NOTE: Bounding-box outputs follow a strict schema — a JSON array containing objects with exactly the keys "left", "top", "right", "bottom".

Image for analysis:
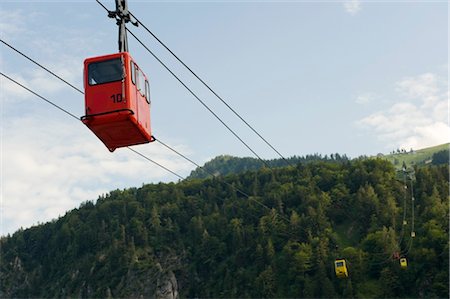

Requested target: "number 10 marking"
[{"left": 111, "top": 94, "right": 122, "bottom": 103}]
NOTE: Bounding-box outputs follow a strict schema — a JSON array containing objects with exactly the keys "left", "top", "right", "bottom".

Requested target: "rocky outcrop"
[
  {"left": 0, "top": 256, "right": 31, "bottom": 297},
  {"left": 156, "top": 270, "right": 178, "bottom": 299}
]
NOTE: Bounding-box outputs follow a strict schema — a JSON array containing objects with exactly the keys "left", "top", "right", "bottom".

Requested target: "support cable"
[
  {"left": 1, "top": 39, "right": 184, "bottom": 179},
  {"left": 0, "top": 39, "right": 84, "bottom": 95},
  {"left": 410, "top": 173, "right": 415, "bottom": 238},
  {"left": 155, "top": 137, "right": 286, "bottom": 217},
  {"left": 3, "top": 40, "right": 400, "bottom": 251},
  {"left": 1, "top": 65, "right": 279, "bottom": 222},
  {"left": 3, "top": 18, "right": 332, "bottom": 254},
  {"left": 3, "top": 30, "right": 273, "bottom": 192},
  {"left": 127, "top": 147, "right": 184, "bottom": 180},
  {"left": 406, "top": 172, "right": 415, "bottom": 254},
  {"left": 127, "top": 10, "right": 291, "bottom": 166},
  {"left": 397, "top": 168, "right": 408, "bottom": 249},
  {"left": 0, "top": 72, "right": 184, "bottom": 181},
  {"left": 94, "top": 0, "right": 294, "bottom": 226},
  {"left": 1, "top": 40, "right": 281, "bottom": 220},
  {"left": 95, "top": 0, "right": 270, "bottom": 168},
  {"left": 125, "top": 28, "right": 270, "bottom": 168},
  {"left": 1, "top": 72, "right": 80, "bottom": 120},
  {"left": 97, "top": 0, "right": 287, "bottom": 166}
]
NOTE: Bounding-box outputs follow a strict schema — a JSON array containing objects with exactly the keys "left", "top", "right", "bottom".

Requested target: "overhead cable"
[
  {"left": 129, "top": 10, "right": 291, "bottom": 166},
  {"left": 0, "top": 39, "right": 84, "bottom": 95},
  {"left": 0, "top": 72, "right": 184, "bottom": 181},
  {"left": 0, "top": 39, "right": 273, "bottom": 211},
  {"left": 94, "top": 0, "right": 271, "bottom": 168},
  {"left": 127, "top": 147, "right": 185, "bottom": 180},
  {"left": 2, "top": 69, "right": 284, "bottom": 223},
  {"left": 1, "top": 72, "right": 80, "bottom": 120},
  {"left": 2, "top": 28, "right": 288, "bottom": 224},
  {"left": 125, "top": 28, "right": 270, "bottom": 168}
]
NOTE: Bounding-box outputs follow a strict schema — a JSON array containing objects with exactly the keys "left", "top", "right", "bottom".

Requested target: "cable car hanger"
[{"left": 107, "top": 0, "right": 138, "bottom": 53}]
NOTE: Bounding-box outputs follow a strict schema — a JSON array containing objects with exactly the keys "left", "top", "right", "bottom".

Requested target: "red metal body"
[{"left": 82, "top": 52, "right": 152, "bottom": 152}]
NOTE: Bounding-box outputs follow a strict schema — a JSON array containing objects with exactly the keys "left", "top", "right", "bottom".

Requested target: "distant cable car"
[
  {"left": 81, "top": 52, "right": 153, "bottom": 152},
  {"left": 400, "top": 257, "right": 408, "bottom": 268},
  {"left": 334, "top": 259, "right": 349, "bottom": 278},
  {"left": 81, "top": 0, "right": 154, "bottom": 152}
]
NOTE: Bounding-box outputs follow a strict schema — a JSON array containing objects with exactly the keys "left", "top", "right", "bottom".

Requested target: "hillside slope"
[
  {"left": 187, "top": 153, "right": 349, "bottom": 180},
  {"left": 1, "top": 160, "right": 448, "bottom": 298},
  {"left": 188, "top": 144, "right": 448, "bottom": 180},
  {"left": 379, "top": 143, "right": 449, "bottom": 170}
]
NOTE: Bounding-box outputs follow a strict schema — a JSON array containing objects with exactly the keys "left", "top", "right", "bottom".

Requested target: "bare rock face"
[
  {"left": 1, "top": 256, "right": 31, "bottom": 297},
  {"left": 119, "top": 260, "right": 180, "bottom": 299},
  {"left": 156, "top": 270, "right": 178, "bottom": 299}
]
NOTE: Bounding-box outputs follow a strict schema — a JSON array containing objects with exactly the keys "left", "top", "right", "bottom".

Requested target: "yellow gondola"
[
  {"left": 400, "top": 258, "right": 408, "bottom": 268},
  {"left": 334, "top": 259, "right": 349, "bottom": 278}
]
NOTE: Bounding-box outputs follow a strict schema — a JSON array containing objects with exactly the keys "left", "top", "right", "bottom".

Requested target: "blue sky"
[{"left": 1, "top": 0, "right": 448, "bottom": 235}]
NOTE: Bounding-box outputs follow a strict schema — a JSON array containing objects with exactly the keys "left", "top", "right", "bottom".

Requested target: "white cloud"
[
  {"left": 357, "top": 72, "right": 449, "bottom": 151},
  {"left": 343, "top": 0, "right": 361, "bottom": 16},
  {"left": 396, "top": 73, "right": 438, "bottom": 98},
  {"left": 1, "top": 113, "right": 194, "bottom": 235},
  {"left": 401, "top": 122, "right": 450, "bottom": 150},
  {"left": 355, "top": 92, "right": 376, "bottom": 104},
  {"left": 395, "top": 72, "right": 443, "bottom": 108}
]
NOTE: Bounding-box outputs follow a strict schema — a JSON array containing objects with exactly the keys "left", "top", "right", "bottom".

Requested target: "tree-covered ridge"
[
  {"left": 187, "top": 143, "right": 448, "bottom": 180},
  {"left": 187, "top": 153, "right": 350, "bottom": 179},
  {"left": 1, "top": 159, "right": 448, "bottom": 298}
]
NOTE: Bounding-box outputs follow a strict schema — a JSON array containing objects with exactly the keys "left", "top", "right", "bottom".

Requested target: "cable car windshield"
[
  {"left": 88, "top": 58, "right": 123, "bottom": 85},
  {"left": 336, "top": 261, "right": 344, "bottom": 267}
]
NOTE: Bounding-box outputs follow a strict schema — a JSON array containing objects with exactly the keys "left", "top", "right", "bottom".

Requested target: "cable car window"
[
  {"left": 138, "top": 69, "right": 145, "bottom": 97},
  {"left": 336, "top": 262, "right": 344, "bottom": 267},
  {"left": 88, "top": 58, "right": 123, "bottom": 85},
  {"left": 130, "top": 61, "right": 136, "bottom": 85},
  {"left": 145, "top": 80, "right": 150, "bottom": 104},
  {"left": 136, "top": 68, "right": 141, "bottom": 92}
]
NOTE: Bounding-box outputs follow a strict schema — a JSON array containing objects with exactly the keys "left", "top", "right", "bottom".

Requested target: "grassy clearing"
[{"left": 377, "top": 143, "right": 448, "bottom": 170}]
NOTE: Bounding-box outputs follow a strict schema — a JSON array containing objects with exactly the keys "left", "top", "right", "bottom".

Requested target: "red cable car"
[
  {"left": 81, "top": 0, "right": 154, "bottom": 152},
  {"left": 81, "top": 52, "right": 153, "bottom": 152}
]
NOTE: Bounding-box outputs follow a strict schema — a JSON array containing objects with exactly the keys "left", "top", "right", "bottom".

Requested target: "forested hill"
[
  {"left": 187, "top": 153, "right": 350, "bottom": 179},
  {"left": 1, "top": 159, "right": 449, "bottom": 298},
  {"left": 187, "top": 143, "right": 448, "bottom": 180}
]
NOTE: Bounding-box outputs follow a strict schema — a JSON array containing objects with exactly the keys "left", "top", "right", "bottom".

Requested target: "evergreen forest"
[{"left": 0, "top": 157, "right": 448, "bottom": 298}]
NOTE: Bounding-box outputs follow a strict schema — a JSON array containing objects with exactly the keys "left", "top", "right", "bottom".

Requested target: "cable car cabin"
[
  {"left": 81, "top": 52, "right": 152, "bottom": 152},
  {"left": 334, "top": 259, "right": 349, "bottom": 278},
  {"left": 400, "top": 258, "right": 408, "bottom": 269}
]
